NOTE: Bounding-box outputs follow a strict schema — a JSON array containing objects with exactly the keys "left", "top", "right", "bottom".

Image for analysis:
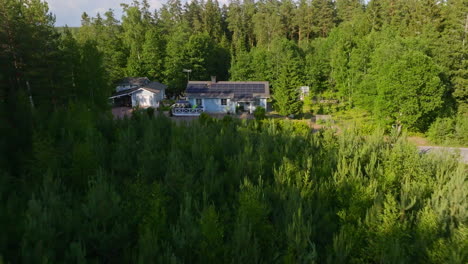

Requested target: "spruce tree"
[{"left": 274, "top": 60, "right": 303, "bottom": 116}]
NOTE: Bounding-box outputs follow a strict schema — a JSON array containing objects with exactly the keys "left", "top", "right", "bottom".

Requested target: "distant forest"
[
  {"left": 0, "top": 0, "right": 467, "bottom": 263},
  {"left": 1, "top": 0, "right": 467, "bottom": 130}
]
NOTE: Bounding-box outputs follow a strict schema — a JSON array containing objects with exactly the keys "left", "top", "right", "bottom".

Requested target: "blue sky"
[
  {"left": 45, "top": 0, "right": 165, "bottom": 27},
  {"left": 48, "top": 0, "right": 165, "bottom": 27},
  {"left": 48, "top": 0, "right": 229, "bottom": 27}
]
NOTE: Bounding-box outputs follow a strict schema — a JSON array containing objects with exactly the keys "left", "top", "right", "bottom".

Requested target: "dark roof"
[
  {"left": 117, "top": 77, "right": 150, "bottom": 86},
  {"left": 142, "top": 81, "right": 167, "bottom": 91},
  {"left": 109, "top": 87, "right": 161, "bottom": 99},
  {"left": 110, "top": 87, "right": 139, "bottom": 98},
  {"left": 185, "top": 81, "right": 270, "bottom": 100}
]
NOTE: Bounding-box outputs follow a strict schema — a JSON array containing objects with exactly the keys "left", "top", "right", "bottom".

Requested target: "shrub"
[
  {"left": 427, "top": 117, "right": 455, "bottom": 144},
  {"left": 426, "top": 115, "right": 468, "bottom": 146},
  {"left": 453, "top": 115, "right": 468, "bottom": 145},
  {"left": 199, "top": 112, "right": 213, "bottom": 125},
  {"left": 254, "top": 107, "right": 266, "bottom": 120},
  {"left": 317, "top": 119, "right": 326, "bottom": 125},
  {"left": 146, "top": 107, "right": 155, "bottom": 117}
]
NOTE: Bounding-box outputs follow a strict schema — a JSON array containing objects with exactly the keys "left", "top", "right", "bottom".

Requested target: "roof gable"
[{"left": 109, "top": 87, "right": 161, "bottom": 99}]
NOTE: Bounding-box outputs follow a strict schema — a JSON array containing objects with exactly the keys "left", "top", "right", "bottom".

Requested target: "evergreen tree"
[
  {"left": 201, "top": 0, "right": 224, "bottom": 42},
  {"left": 272, "top": 39, "right": 304, "bottom": 115},
  {"left": 311, "top": 0, "right": 336, "bottom": 38},
  {"left": 184, "top": 33, "right": 217, "bottom": 81},
  {"left": 183, "top": 0, "right": 204, "bottom": 33},
  {"left": 253, "top": 0, "right": 283, "bottom": 49},
  {"left": 101, "top": 10, "right": 127, "bottom": 84},
  {"left": 335, "top": 0, "right": 363, "bottom": 23},
  {"left": 273, "top": 65, "right": 303, "bottom": 116},
  {"left": 293, "top": 0, "right": 313, "bottom": 44},
  {"left": 164, "top": 22, "right": 190, "bottom": 95},
  {"left": 141, "top": 28, "right": 166, "bottom": 82}
]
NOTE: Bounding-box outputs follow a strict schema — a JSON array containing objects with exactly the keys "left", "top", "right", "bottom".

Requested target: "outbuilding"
[{"left": 109, "top": 77, "right": 166, "bottom": 108}]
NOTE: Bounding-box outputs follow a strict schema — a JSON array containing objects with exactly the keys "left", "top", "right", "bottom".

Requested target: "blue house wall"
[
  {"left": 188, "top": 97, "right": 267, "bottom": 113},
  {"left": 188, "top": 98, "right": 235, "bottom": 113}
]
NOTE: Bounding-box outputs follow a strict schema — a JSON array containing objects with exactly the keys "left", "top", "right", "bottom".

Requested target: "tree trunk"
[{"left": 25, "top": 81, "right": 35, "bottom": 109}]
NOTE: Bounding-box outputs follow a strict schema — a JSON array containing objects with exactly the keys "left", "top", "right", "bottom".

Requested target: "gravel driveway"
[{"left": 418, "top": 146, "right": 468, "bottom": 163}]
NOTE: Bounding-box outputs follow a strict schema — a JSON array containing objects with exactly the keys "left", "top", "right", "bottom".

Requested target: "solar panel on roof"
[{"left": 187, "top": 82, "right": 267, "bottom": 99}]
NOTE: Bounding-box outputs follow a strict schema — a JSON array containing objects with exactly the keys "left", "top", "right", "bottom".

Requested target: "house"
[
  {"left": 184, "top": 78, "right": 270, "bottom": 114},
  {"left": 109, "top": 77, "right": 166, "bottom": 108}
]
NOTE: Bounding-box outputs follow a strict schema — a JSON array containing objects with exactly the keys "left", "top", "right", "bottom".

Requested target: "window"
[
  {"left": 221, "top": 99, "right": 227, "bottom": 105},
  {"left": 196, "top": 99, "right": 202, "bottom": 106}
]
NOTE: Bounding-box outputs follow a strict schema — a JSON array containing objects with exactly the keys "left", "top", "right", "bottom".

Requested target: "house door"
[{"left": 238, "top": 102, "right": 253, "bottom": 113}]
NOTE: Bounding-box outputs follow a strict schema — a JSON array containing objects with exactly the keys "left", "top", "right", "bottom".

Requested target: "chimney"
[{"left": 211, "top": 76, "right": 217, "bottom": 83}]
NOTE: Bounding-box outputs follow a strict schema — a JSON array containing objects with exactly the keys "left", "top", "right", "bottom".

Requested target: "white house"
[
  {"left": 110, "top": 77, "right": 166, "bottom": 108},
  {"left": 183, "top": 78, "right": 270, "bottom": 114}
]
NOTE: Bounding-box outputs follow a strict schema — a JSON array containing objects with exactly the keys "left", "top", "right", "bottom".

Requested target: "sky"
[
  {"left": 48, "top": 0, "right": 164, "bottom": 27},
  {"left": 47, "top": 0, "right": 230, "bottom": 27}
]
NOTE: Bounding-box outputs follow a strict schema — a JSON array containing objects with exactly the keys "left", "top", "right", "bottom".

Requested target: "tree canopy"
[{"left": 0, "top": 1, "right": 467, "bottom": 262}]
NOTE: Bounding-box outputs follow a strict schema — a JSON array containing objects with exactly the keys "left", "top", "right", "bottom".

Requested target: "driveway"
[
  {"left": 112, "top": 107, "right": 133, "bottom": 119},
  {"left": 418, "top": 146, "right": 468, "bottom": 163}
]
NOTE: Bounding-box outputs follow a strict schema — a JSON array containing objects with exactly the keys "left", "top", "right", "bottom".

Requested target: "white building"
[{"left": 110, "top": 77, "right": 166, "bottom": 108}]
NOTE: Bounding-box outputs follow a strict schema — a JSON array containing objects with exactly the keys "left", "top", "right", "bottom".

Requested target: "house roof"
[
  {"left": 185, "top": 81, "right": 270, "bottom": 100},
  {"left": 117, "top": 77, "right": 150, "bottom": 86},
  {"left": 142, "top": 81, "right": 167, "bottom": 91},
  {"left": 109, "top": 87, "right": 162, "bottom": 99}
]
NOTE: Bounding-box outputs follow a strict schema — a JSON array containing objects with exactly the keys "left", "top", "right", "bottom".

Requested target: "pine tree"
[
  {"left": 202, "top": 0, "right": 224, "bottom": 42},
  {"left": 183, "top": 0, "right": 203, "bottom": 33},
  {"left": 279, "top": 0, "right": 296, "bottom": 40},
  {"left": 253, "top": 0, "right": 283, "bottom": 49},
  {"left": 312, "top": 0, "right": 336, "bottom": 38},
  {"left": 293, "top": 0, "right": 313, "bottom": 44},
  {"left": 335, "top": 0, "right": 363, "bottom": 23}
]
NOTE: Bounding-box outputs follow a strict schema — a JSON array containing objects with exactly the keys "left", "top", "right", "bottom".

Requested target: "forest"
[{"left": 0, "top": 0, "right": 467, "bottom": 263}]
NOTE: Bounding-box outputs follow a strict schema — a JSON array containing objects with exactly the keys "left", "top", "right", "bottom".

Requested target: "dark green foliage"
[
  {"left": 146, "top": 107, "right": 155, "bottom": 117},
  {"left": 1, "top": 108, "right": 466, "bottom": 263},
  {"left": 253, "top": 106, "right": 266, "bottom": 120},
  {"left": 370, "top": 43, "right": 445, "bottom": 130},
  {"left": 1, "top": 0, "right": 467, "bottom": 263},
  {"left": 24, "top": 0, "right": 465, "bottom": 129},
  {"left": 274, "top": 65, "right": 303, "bottom": 116}
]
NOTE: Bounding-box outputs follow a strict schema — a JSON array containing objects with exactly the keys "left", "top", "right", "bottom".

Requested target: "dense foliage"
[
  {"left": 0, "top": 1, "right": 467, "bottom": 263},
  {"left": 1, "top": 0, "right": 467, "bottom": 129},
  {"left": 0, "top": 110, "right": 466, "bottom": 263}
]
